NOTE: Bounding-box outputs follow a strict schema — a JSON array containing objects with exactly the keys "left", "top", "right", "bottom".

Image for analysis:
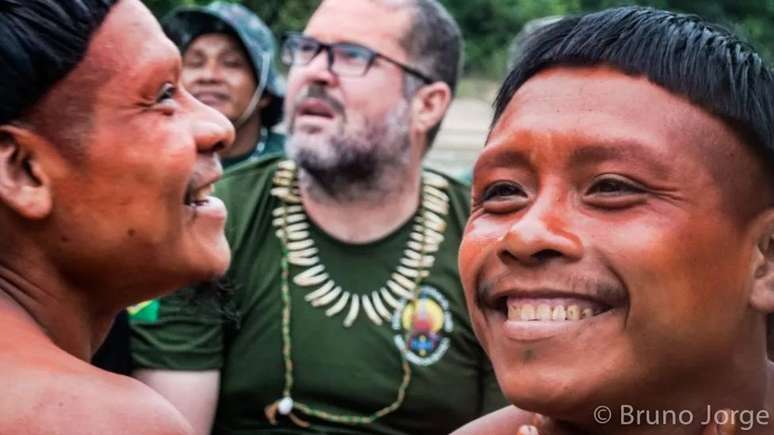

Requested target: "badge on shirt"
[{"left": 392, "top": 286, "right": 453, "bottom": 366}]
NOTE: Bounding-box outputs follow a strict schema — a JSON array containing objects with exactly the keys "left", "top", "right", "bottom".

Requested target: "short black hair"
[
  {"left": 0, "top": 0, "right": 118, "bottom": 125},
  {"left": 492, "top": 6, "right": 774, "bottom": 162}
]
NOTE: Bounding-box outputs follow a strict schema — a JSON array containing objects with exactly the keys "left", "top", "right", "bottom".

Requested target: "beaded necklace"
[{"left": 264, "top": 160, "right": 450, "bottom": 427}]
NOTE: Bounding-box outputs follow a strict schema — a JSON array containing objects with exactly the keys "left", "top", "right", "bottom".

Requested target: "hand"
[{"left": 517, "top": 410, "right": 736, "bottom": 435}]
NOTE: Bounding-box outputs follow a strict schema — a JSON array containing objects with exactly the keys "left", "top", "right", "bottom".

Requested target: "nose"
[
  {"left": 191, "top": 96, "right": 235, "bottom": 154},
  {"left": 497, "top": 194, "right": 583, "bottom": 266}
]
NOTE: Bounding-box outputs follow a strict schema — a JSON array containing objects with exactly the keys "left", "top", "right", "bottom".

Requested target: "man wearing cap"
[
  {"left": 131, "top": 0, "right": 506, "bottom": 434},
  {"left": 164, "top": 1, "right": 285, "bottom": 167}
]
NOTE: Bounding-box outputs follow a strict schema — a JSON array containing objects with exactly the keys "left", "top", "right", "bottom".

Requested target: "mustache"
[
  {"left": 292, "top": 83, "right": 345, "bottom": 116},
  {"left": 475, "top": 272, "right": 629, "bottom": 309}
]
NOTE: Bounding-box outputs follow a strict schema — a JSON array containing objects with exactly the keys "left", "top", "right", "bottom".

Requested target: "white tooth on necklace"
[
  {"left": 520, "top": 304, "right": 536, "bottom": 321},
  {"left": 286, "top": 239, "right": 314, "bottom": 251},
  {"left": 582, "top": 308, "right": 594, "bottom": 319},
  {"left": 380, "top": 288, "right": 399, "bottom": 308},
  {"left": 276, "top": 229, "right": 310, "bottom": 241},
  {"left": 288, "top": 247, "right": 317, "bottom": 257},
  {"left": 403, "top": 249, "right": 422, "bottom": 260},
  {"left": 311, "top": 286, "right": 341, "bottom": 307},
  {"left": 273, "top": 176, "right": 294, "bottom": 187},
  {"left": 285, "top": 222, "right": 309, "bottom": 232},
  {"left": 271, "top": 214, "right": 306, "bottom": 226},
  {"left": 287, "top": 255, "right": 319, "bottom": 266},
  {"left": 293, "top": 264, "right": 327, "bottom": 287},
  {"left": 566, "top": 305, "right": 580, "bottom": 320},
  {"left": 304, "top": 280, "right": 336, "bottom": 302},
  {"left": 400, "top": 256, "right": 434, "bottom": 269},
  {"left": 325, "top": 291, "right": 350, "bottom": 316},
  {"left": 408, "top": 241, "right": 439, "bottom": 253},
  {"left": 537, "top": 304, "right": 552, "bottom": 321},
  {"left": 422, "top": 173, "right": 449, "bottom": 189},
  {"left": 387, "top": 280, "right": 414, "bottom": 300},
  {"left": 391, "top": 273, "right": 417, "bottom": 291},
  {"left": 343, "top": 295, "right": 360, "bottom": 327},
  {"left": 396, "top": 266, "right": 429, "bottom": 280},
  {"left": 361, "top": 295, "right": 382, "bottom": 325},
  {"left": 552, "top": 305, "right": 567, "bottom": 321},
  {"left": 278, "top": 160, "right": 297, "bottom": 171},
  {"left": 424, "top": 196, "right": 449, "bottom": 214},
  {"left": 273, "top": 205, "right": 303, "bottom": 217},
  {"left": 423, "top": 185, "right": 449, "bottom": 202},
  {"left": 371, "top": 291, "right": 392, "bottom": 320}
]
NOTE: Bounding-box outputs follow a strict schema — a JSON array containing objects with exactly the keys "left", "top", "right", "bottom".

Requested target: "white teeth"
[
  {"left": 507, "top": 302, "right": 604, "bottom": 322},
  {"left": 537, "top": 304, "right": 552, "bottom": 321},
  {"left": 520, "top": 304, "right": 536, "bottom": 321},
  {"left": 552, "top": 305, "right": 566, "bottom": 321}
]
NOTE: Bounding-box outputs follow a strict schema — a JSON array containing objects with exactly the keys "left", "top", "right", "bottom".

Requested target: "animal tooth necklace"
[{"left": 265, "top": 159, "right": 450, "bottom": 426}]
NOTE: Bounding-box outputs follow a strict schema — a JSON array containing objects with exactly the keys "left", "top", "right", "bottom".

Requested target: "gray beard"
[{"left": 286, "top": 104, "right": 412, "bottom": 203}]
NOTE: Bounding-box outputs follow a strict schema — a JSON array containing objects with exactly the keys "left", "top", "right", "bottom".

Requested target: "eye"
[
  {"left": 587, "top": 177, "right": 644, "bottom": 195},
  {"left": 223, "top": 55, "right": 246, "bottom": 69},
  {"left": 156, "top": 83, "right": 177, "bottom": 103},
  {"left": 585, "top": 175, "right": 647, "bottom": 208},
  {"left": 478, "top": 181, "right": 529, "bottom": 214},
  {"left": 482, "top": 182, "right": 526, "bottom": 201},
  {"left": 334, "top": 44, "right": 370, "bottom": 65}
]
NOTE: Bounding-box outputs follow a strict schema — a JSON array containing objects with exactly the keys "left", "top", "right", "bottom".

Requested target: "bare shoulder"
[
  {"left": 0, "top": 359, "right": 192, "bottom": 435},
  {"left": 452, "top": 405, "right": 535, "bottom": 435}
]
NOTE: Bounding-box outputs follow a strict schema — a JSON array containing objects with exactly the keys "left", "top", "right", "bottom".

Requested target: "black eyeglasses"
[{"left": 281, "top": 33, "right": 434, "bottom": 84}]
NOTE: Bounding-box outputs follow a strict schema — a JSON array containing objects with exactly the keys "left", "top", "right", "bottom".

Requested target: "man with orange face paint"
[
  {"left": 0, "top": 0, "right": 233, "bottom": 433},
  {"left": 454, "top": 6, "right": 774, "bottom": 435}
]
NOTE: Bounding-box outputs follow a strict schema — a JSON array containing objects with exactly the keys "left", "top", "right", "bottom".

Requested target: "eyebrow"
[
  {"left": 474, "top": 141, "right": 675, "bottom": 179},
  {"left": 568, "top": 143, "right": 673, "bottom": 176}
]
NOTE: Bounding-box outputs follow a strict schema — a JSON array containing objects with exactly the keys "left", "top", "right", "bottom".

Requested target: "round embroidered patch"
[{"left": 392, "top": 286, "right": 453, "bottom": 366}]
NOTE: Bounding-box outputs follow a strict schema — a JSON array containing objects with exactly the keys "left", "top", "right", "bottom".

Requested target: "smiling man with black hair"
[
  {"left": 454, "top": 6, "right": 774, "bottom": 435},
  {"left": 0, "top": 0, "right": 233, "bottom": 433}
]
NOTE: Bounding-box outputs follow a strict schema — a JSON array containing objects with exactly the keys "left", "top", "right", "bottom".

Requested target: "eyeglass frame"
[{"left": 281, "top": 32, "right": 435, "bottom": 85}]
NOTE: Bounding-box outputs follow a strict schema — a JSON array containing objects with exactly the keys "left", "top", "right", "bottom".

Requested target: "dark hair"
[
  {"left": 492, "top": 6, "right": 774, "bottom": 162},
  {"left": 0, "top": 0, "right": 118, "bottom": 125},
  {"left": 400, "top": 0, "right": 463, "bottom": 147}
]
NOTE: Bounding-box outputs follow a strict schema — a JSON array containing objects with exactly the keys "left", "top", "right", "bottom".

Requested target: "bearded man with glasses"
[{"left": 130, "top": 1, "right": 506, "bottom": 434}]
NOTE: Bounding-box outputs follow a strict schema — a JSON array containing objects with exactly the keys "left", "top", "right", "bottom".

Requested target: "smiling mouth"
[
  {"left": 184, "top": 183, "right": 215, "bottom": 207},
  {"left": 502, "top": 297, "right": 611, "bottom": 322}
]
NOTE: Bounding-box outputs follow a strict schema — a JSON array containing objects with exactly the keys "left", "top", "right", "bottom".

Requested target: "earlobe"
[
  {"left": 749, "top": 210, "right": 774, "bottom": 314},
  {"left": 0, "top": 125, "right": 53, "bottom": 220}
]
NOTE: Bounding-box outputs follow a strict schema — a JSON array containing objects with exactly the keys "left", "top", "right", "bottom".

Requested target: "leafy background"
[{"left": 144, "top": 0, "right": 774, "bottom": 79}]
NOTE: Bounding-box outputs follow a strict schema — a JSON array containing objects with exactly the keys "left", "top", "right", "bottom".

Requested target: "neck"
[
  {"left": 299, "top": 157, "right": 423, "bottom": 244},
  {"left": 0, "top": 256, "right": 115, "bottom": 361},
  {"left": 221, "top": 114, "right": 262, "bottom": 160}
]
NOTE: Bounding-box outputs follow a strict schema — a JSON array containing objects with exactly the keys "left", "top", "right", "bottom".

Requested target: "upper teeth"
[
  {"left": 508, "top": 302, "right": 599, "bottom": 321},
  {"left": 192, "top": 184, "right": 213, "bottom": 203}
]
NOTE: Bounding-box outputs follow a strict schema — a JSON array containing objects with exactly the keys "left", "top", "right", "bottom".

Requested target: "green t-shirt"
[{"left": 131, "top": 156, "right": 506, "bottom": 435}]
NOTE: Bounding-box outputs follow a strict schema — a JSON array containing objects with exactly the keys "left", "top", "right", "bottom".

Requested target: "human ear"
[
  {"left": 749, "top": 209, "right": 774, "bottom": 314},
  {"left": 410, "top": 81, "right": 452, "bottom": 139},
  {"left": 0, "top": 125, "right": 53, "bottom": 219}
]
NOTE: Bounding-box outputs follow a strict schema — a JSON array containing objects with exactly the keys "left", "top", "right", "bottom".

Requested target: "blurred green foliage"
[{"left": 144, "top": 0, "right": 774, "bottom": 78}]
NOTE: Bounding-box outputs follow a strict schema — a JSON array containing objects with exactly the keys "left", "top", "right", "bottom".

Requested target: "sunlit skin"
[
  {"left": 0, "top": 0, "right": 233, "bottom": 433},
  {"left": 458, "top": 66, "right": 774, "bottom": 435},
  {"left": 183, "top": 32, "right": 266, "bottom": 159}
]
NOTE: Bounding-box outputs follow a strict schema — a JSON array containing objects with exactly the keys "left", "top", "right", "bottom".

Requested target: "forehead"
[
  {"left": 77, "top": 0, "right": 179, "bottom": 86},
  {"left": 487, "top": 66, "right": 745, "bottom": 169},
  {"left": 305, "top": 0, "right": 412, "bottom": 61},
  {"left": 186, "top": 33, "right": 246, "bottom": 56}
]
